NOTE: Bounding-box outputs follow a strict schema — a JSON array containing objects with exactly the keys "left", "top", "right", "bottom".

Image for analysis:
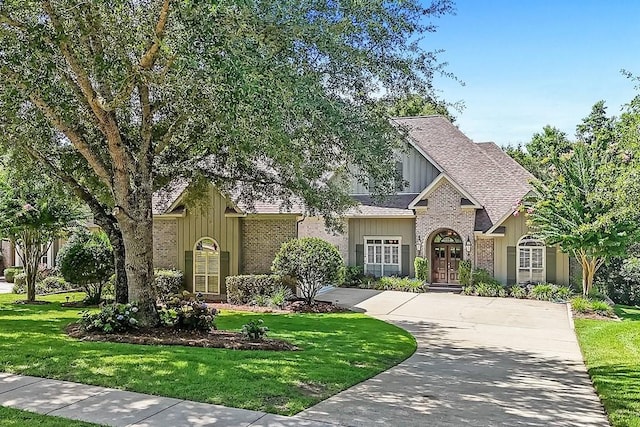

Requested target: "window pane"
[
  {"left": 391, "top": 246, "right": 399, "bottom": 264},
  {"left": 207, "top": 275, "right": 219, "bottom": 293},
  {"left": 375, "top": 246, "right": 382, "bottom": 263},
  {"left": 367, "top": 246, "right": 375, "bottom": 263},
  {"left": 384, "top": 246, "right": 391, "bottom": 263},
  {"left": 532, "top": 248, "right": 543, "bottom": 268},
  {"left": 194, "top": 276, "right": 206, "bottom": 292},
  {"left": 208, "top": 254, "right": 219, "bottom": 274}
]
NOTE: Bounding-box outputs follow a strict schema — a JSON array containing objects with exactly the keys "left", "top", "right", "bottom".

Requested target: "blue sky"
[{"left": 424, "top": 0, "right": 640, "bottom": 146}]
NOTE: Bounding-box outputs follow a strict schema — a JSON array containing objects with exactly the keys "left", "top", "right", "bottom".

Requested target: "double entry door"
[{"left": 432, "top": 244, "right": 462, "bottom": 284}]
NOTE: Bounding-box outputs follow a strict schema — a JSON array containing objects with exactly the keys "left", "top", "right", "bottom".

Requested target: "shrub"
[
  {"left": 472, "top": 268, "right": 500, "bottom": 287},
  {"left": 414, "top": 257, "right": 429, "bottom": 281},
  {"left": 154, "top": 269, "right": 184, "bottom": 302},
  {"left": 157, "top": 293, "right": 217, "bottom": 331},
  {"left": 13, "top": 272, "right": 27, "bottom": 293},
  {"left": 226, "top": 275, "right": 283, "bottom": 305},
  {"left": 363, "top": 276, "right": 428, "bottom": 292},
  {"left": 571, "top": 297, "right": 591, "bottom": 313},
  {"left": 461, "top": 285, "right": 475, "bottom": 295},
  {"left": 251, "top": 294, "right": 271, "bottom": 307},
  {"left": 530, "top": 283, "right": 555, "bottom": 301},
  {"left": 509, "top": 284, "right": 528, "bottom": 299},
  {"left": 341, "top": 265, "right": 364, "bottom": 287},
  {"left": 553, "top": 286, "right": 573, "bottom": 301},
  {"left": 272, "top": 237, "right": 343, "bottom": 305},
  {"left": 596, "top": 251, "right": 640, "bottom": 305},
  {"left": 474, "top": 282, "right": 504, "bottom": 297},
  {"left": 590, "top": 300, "right": 614, "bottom": 317},
  {"left": 241, "top": 319, "right": 269, "bottom": 341},
  {"left": 4, "top": 267, "right": 23, "bottom": 283},
  {"left": 57, "top": 229, "right": 114, "bottom": 304},
  {"left": 79, "top": 302, "right": 139, "bottom": 333},
  {"left": 36, "top": 276, "right": 74, "bottom": 294},
  {"left": 459, "top": 260, "right": 472, "bottom": 286}
]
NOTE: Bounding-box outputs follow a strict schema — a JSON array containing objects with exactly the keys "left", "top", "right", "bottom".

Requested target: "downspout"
[{"left": 296, "top": 214, "right": 306, "bottom": 238}]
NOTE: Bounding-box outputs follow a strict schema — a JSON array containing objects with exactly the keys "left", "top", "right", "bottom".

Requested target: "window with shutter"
[{"left": 193, "top": 237, "right": 220, "bottom": 294}]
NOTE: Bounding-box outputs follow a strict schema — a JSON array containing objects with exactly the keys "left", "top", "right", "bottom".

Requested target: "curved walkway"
[
  {"left": 305, "top": 289, "right": 609, "bottom": 426},
  {"left": 0, "top": 290, "right": 609, "bottom": 426}
]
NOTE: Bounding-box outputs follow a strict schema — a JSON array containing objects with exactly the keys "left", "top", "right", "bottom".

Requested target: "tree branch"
[{"left": 139, "top": 0, "right": 171, "bottom": 70}]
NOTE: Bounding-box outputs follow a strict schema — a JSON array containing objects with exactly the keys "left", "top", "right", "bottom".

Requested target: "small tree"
[
  {"left": 272, "top": 238, "right": 343, "bottom": 305},
  {"left": 0, "top": 174, "right": 80, "bottom": 302},
  {"left": 57, "top": 229, "right": 114, "bottom": 304},
  {"left": 525, "top": 142, "right": 636, "bottom": 296}
]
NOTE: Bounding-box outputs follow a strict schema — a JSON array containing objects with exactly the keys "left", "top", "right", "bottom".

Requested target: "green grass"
[
  {"left": 0, "top": 293, "right": 416, "bottom": 415},
  {"left": 575, "top": 305, "right": 640, "bottom": 426},
  {"left": 0, "top": 406, "right": 103, "bottom": 426}
]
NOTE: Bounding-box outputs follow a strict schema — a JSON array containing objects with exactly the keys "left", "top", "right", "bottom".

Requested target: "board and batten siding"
[
  {"left": 348, "top": 218, "right": 416, "bottom": 276},
  {"left": 349, "top": 145, "right": 440, "bottom": 194},
  {"left": 493, "top": 214, "right": 569, "bottom": 286},
  {"left": 176, "top": 186, "right": 240, "bottom": 291}
]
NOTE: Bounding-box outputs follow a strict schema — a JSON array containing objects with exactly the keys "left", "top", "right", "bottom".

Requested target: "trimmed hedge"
[
  {"left": 4, "top": 267, "right": 23, "bottom": 283},
  {"left": 154, "top": 269, "right": 185, "bottom": 301},
  {"left": 12, "top": 275, "right": 76, "bottom": 295},
  {"left": 226, "top": 275, "right": 283, "bottom": 305}
]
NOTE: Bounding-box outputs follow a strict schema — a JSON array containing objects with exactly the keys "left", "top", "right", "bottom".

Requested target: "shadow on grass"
[
  {"left": 614, "top": 305, "right": 640, "bottom": 321},
  {"left": 0, "top": 298, "right": 415, "bottom": 416}
]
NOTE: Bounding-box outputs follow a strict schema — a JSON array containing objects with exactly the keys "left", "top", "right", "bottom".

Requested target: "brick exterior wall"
[
  {"left": 416, "top": 180, "right": 477, "bottom": 266},
  {"left": 152, "top": 219, "right": 178, "bottom": 269},
  {"left": 475, "top": 238, "right": 494, "bottom": 275},
  {"left": 297, "top": 217, "right": 349, "bottom": 262},
  {"left": 241, "top": 217, "right": 297, "bottom": 274}
]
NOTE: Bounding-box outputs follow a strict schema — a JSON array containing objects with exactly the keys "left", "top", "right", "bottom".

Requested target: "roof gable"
[
  {"left": 408, "top": 173, "right": 481, "bottom": 209},
  {"left": 393, "top": 116, "right": 534, "bottom": 231}
]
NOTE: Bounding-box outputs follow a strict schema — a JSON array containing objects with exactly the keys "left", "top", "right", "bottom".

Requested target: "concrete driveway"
[{"left": 309, "top": 289, "right": 608, "bottom": 426}]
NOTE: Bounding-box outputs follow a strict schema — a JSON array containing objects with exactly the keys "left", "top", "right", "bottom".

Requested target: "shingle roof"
[
  {"left": 345, "top": 194, "right": 416, "bottom": 217},
  {"left": 392, "top": 116, "right": 534, "bottom": 231},
  {"left": 152, "top": 181, "right": 188, "bottom": 215}
]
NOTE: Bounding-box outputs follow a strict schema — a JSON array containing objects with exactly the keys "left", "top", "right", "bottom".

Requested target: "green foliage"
[
  {"left": 264, "top": 285, "right": 294, "bottom": 309},
  {"left": 504, "top": 126, "right": 572, "bottom": 179},
  {"left": 272, "top": 238, "right": 343, "bottom": 304},
  {"left": 362, "top": 276, "right": 428, "bottom": 293},
  {"left": 459, "top": 260, "right": 472, "bottom": 285},
  {"left": 225, "top": 275, "right": 284, "bottom": 305},
  {"left": 471, "top": 268, "right": 501, "bottom": 287},
  {"left": 383, "top": 93, "right": 456, "bottom": 122},
  {"left": 474, "top": 282, "right": 505, "bottom": 297},
  {"left": 154, "top": 269, "right": 184, "bottom": 302},
  {"left": 37, "top": 276, "right": 74, "bottom": 294},
  {"left": 530, "top": 283, "right": 573, "bottom": 301},
  {"left": 571, "top": 297, "right": 591, "bottom": 313},
  {"left": 241, "top": 319, "right": 269, "bottom": 341},
  {"left": 414, "top": 257, "right": 429, "bottom": 281},
  {"left": 341, "top": 265, "right": 365, "bottom": 287},
  {"left": 596, "top": 251, "right": 640, "bottom": 305},
  {"left": 3, "top": 267, "right": 22, "bottom": 283},
  {"left": 509, "top": 284, "right": 528, "bottom": 299},
  {"left": 157, "top": 293, "right": 217, "bottom": 332},
  {"left": 590, "top": 300, "right": 614, "bottom": 316},
  {"left": 57, "top": 229, "right": 113, "bottom": 304},
  {"left": 0, "top": 0, "right": 455, "bottom": 315},
  {"left": 80, "top": 303, "right": 140, "bottom": 334}
]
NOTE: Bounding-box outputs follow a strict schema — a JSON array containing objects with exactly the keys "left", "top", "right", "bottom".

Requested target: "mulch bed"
[
  {"left": 210, "top": 300, "right": 349, "bottom": 314},
  {"left": 572, "top": 311, "right": 619, "bottom": 321},
  {"left": 13, "top": 300, "right": 51, "bottom": 305},
  {"left": 66, "top": 323, "right": 300, "bottom": 351}
]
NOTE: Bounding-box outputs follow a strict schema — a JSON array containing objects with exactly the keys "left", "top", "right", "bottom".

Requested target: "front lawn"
[
  {"left": 575, "top": 305, "right": 640, "bottom": 426},
  {"left": 0, "top": 293, "right": 415, "bottom": 415},
  {"left": 0, "top": 406, "right": 103, "bottom": 427}
]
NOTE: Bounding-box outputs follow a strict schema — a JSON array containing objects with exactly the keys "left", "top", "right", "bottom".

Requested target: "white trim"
[
  {"left": 516, "top": 235, "right": 546, "bottom": 284},
  {"left": 344, "top": 214, "right": 416, "bottom": 219},
  {"left": 408, "top": 173, "right": 482, "bottom": 209},
  {"left": 363, "top": 235, "right": 402, "bottom": 277}
]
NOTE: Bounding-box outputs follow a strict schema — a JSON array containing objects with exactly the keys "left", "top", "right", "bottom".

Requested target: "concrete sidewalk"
[{"left": 0, "top": 373, "right": 335, "bottom": 426}]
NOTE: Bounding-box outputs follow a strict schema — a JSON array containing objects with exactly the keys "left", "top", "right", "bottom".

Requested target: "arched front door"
[{"left": 431, "top": 230, "right": 463, "bottom": 284}]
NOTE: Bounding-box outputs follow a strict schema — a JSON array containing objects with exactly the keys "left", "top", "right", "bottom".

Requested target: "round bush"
[
  {"left": 57, "top": 229, "right": 114, "bottom": 304},
  {"left": 272, "top": 237, "right": 343, "bottom": 305}
]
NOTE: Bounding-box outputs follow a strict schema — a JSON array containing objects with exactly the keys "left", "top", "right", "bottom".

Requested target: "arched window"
[
  {"left": 517, "top": 235, "right": 545, "bottom": 284},
  {"left": 194, "top": 237, "right": 220, "bottom": 294}
]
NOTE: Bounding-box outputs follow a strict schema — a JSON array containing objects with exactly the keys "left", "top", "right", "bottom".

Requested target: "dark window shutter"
[
  {"left": 546, "top": 247, "right": 556, "bottom": 284},
  {"left": 401, "top": 245, "right": 410, "bottom": 276},
  {"left": 356, "top": 244, "right": 364, "bottom": 267},
  {"left": 184, "top": 251, "right": 193, "bottom": 293},
  {"left": 219, "top": 251, "right": 230, "bottom": 295},
  {"left": 507, "top": 246, "right": 516, "bottom": 285}
]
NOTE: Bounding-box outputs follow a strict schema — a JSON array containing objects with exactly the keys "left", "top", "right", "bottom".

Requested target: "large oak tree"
[{"left": 0, "top": 0, "right": 454, "bottom": 324}]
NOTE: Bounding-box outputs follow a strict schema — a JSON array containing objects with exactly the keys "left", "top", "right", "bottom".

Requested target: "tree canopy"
[{"left": 0, "top": 0, "right": 455, "bottom": 324}]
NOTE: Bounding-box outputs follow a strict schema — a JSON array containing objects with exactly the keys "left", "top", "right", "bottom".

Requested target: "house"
[{"left": 151, "top": 115, "right": 574, "bottom": 299}]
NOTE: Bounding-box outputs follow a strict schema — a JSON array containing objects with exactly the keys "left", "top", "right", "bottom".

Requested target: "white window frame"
[
  {"left": 517, "top": 235, "right": 545, "bottom": 284},
  {"left": 193, "top": 237, "right": 221, "bottom": 294},
  {"left": 14, "top": 242, "right": 54, "bottom": 268},
  {"left": 363, "top": 236, "right": 402, "bottom": 277}
]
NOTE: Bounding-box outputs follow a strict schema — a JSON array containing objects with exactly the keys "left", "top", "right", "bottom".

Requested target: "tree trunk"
[
  {"left": 93, "top": 213, "right": 128, "bottom": 304},
  {"left": 577, "top": 251, "right": 602, "bottom": 297},
  {"left": 25, "top": 262, "right": 36, "bottom": 302},
  {"left": 116, "top": 197, "right": 157, "bottom": 327}
]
